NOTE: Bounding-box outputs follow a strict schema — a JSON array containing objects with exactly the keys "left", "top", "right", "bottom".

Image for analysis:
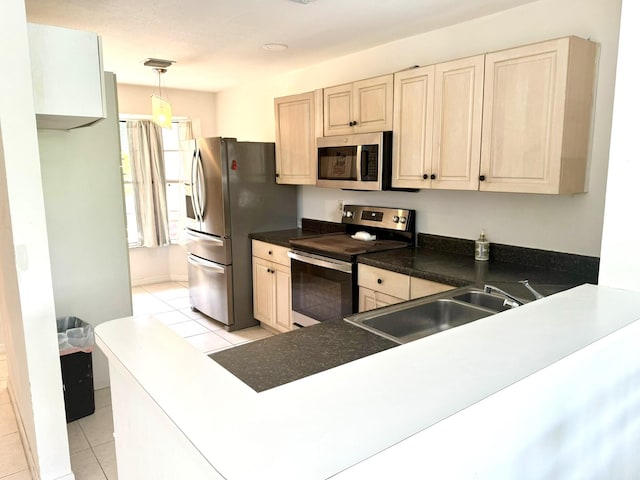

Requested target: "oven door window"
[
  {"left": 317, "top": 146, "right": 357, "bottom": 181},
  {"left": 291, "top": 258, "right": 354, "bottom": 322}
]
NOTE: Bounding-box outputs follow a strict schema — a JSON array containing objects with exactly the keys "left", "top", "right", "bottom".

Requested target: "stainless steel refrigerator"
[{"left": 184, "top": 137, "right": 297, "bottom": 331}]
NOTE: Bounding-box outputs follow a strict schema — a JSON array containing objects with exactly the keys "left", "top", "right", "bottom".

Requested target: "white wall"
[
  {"left": 39, "top": 73, "right": 133, "bottom": 389},
  {"left": 598, "top": 0, "right": 640, "bottom": 292},
  {"left": 214, "top": 0, "right": 621, "bottom": 256},
  {"left": 0, "top": 1, "right": 73, "bottom": 478},
  {"left": 117, "top": 84, "right": 218, "bottom": 285},
  {"left": 117, "top": 84, "right": 217, "bottom": 138}
]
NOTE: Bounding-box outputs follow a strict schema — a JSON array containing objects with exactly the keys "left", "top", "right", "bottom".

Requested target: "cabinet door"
[
  {"left": 479, "top": 37, "right": 595, "bottom": 194},
  {"left": 28, "top": 23, "right": 106, "bottom": 130},
  {"left": 324, "top": 84, "right": 354, "bottom": 136},
  {"left": 358, "top": 286, "right": 404, "bottom": 312},
  {"left": 273, "top": 263, "right": 292, "bottom": 332},
  {"left": 359, "top": 286, "right": 377, "bottom": 312},
  {"left": 431, "top": 56, "right": 484, "bottom": 191},
  {"left": 274, "top": 91, "right": 322, "bottom": 185},
  {"left": 252, "top": 257, "right": 275, "bottom": 326},
  {"left": 392, "top": 66, "right": 435, "bottom": 189},
  {"left": 323, "top": 75, "right": 393, "bottom": 136},
  {"left": 353, "top": 75, "right": 394, "bottom": 133}
]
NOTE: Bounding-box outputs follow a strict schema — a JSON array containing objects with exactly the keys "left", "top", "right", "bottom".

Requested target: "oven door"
[{"left": 288, "top": 250, "right": 356, "bottom": 327}]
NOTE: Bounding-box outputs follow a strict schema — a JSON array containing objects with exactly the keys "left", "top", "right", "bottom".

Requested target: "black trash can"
[{"left": 57, "top": 316, "right": 95, "bottom": 422}]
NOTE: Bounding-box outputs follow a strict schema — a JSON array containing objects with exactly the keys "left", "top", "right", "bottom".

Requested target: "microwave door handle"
[{"left": 356, "top": 145, "right": 363, "bottom": 181}]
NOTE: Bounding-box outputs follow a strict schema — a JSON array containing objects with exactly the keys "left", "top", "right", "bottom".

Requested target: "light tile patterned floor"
[
  {"left": 0, "top": 281, "right": 273, "bottom": 479},
  {"left": 0, "top": 353, "right": 30, "bottom": 480}
]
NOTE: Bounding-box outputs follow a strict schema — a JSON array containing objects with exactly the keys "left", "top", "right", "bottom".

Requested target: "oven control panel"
[{"left": 342, "top": 205, "right": 414, "bottom": 231}]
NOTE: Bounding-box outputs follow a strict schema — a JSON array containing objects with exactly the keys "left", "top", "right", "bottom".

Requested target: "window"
[{"left": 119, "top": 120, "right": 190, "bottom": 247}]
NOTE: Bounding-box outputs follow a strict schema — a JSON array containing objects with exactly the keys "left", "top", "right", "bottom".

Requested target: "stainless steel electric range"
[{"left": 288, "top": 205, "right": 415, "bottom": 327}]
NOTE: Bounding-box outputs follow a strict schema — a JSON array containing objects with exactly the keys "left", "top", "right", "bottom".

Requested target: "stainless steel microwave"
[{"left": 316, "top": 131, "right": 392, "bottom": 190}]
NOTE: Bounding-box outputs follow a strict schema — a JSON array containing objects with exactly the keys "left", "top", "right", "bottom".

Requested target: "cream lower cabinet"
[
  {"left": 323, "top": 74, "right": 394, "bottom": 136},
  {"left": 392, "top": 55, "right": 484, "bottom": 190},
  {"left": 358, "top": 264, "right": 454, "bottom": 312},
  {"left": 252, "top": 241, "right": 292, "bottom": 333},
  {"left": 480, "top": 36, "right": 597, "bottom": 194},
  {"left": 274, "top": 90, "right": 322, "bottom": 185}
]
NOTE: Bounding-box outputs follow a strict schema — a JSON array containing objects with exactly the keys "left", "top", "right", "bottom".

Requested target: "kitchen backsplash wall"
[{"left": 213, "top": 0, "right": 621, "bottom": 258}]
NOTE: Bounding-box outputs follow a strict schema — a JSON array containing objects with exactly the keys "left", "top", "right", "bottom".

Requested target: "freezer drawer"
[
  {"left": 188, "top": 254, "right": 234, "bottom": 326},
  {"left": 185, "top": 228, "right": 232, "bottom": 265}
]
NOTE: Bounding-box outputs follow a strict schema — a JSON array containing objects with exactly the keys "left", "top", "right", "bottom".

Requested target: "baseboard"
[
  {"left": 170, "top": 273, "right": 188, "bottom": 283},
  {"left": 130, "top": 274, "right": 173, "bottom": 287},
  {"left": 131, "top": 274, "right": 188, "bottom": 287}
]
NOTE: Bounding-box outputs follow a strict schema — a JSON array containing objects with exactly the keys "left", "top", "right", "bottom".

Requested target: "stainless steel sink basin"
[
  {"left": 452, "top": 291, "right": 514, "bottom": 312},
  {"left": 355, "top": 299, "right": 493, "bottom": 343},
  {"left": 345, "top": 285, "right": 527, "bottom": 344}
]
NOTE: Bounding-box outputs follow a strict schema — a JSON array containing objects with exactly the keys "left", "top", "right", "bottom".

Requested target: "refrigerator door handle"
[
  {"left": 185, "top": 229, "right": 224, "bottom": 246},
  {"left": 196, "top": 151, "right": 206, "bottom": 220},
  {"left": 187, "top": 254, "right": 225, "bottom": 273},
  {"left": 190, "top": 148, "right": 201, "bottom": 221}
]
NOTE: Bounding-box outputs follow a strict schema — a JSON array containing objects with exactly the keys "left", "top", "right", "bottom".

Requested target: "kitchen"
[{"left": 1, "top": 0, "right": 639, "bottom": 478}]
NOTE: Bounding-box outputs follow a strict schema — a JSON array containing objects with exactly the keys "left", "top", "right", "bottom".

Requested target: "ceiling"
[{"left": 25, "top": 0, "right": 539, "bottom": 93}]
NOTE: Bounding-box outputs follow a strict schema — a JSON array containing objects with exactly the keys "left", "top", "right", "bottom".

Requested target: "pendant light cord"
[{"left": 155, "top": 68, "right": 167, "bottom": 98}]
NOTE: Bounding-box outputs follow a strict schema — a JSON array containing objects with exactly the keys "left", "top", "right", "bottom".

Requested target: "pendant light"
[{"left": 144, "top": 58, "right": 175, "bottom": 129}]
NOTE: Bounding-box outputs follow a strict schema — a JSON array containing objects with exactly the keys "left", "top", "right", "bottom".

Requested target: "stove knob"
[
  {"left": 393, "top": 215, "right": 399, "bottom": 223},
  {"left": 344, "top": 210, "right": 354, "bottom": 218},
  {"left": 399, "top": 216, "right": 407, "bottom": 224}
]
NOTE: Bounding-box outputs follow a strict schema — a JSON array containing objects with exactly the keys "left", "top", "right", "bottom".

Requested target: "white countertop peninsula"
[{"left": 96, "top": 284, "right": 640, "bottom": 479}]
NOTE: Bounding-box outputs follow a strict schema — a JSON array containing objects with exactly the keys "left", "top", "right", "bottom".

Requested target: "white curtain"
[{"left": 127, "top": 120, "right": 170, "bottom": 247}]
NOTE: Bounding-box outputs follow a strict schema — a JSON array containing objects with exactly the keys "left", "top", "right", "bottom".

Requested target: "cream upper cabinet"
[
  {"left": 480, "top": 36, "right": 597, "bottom": 194},
  {"left": 432, "top": 56, "right": 484, "bottom": 190},
  {"left": 28, "top": 23, "right": 106, "bottom": 130},
  {"left": 392, "top": 65, "right": 435, "bottom": 189},
  {"left": 274, "top": 90, "right": 322, "bottom": 185},
  {"left": 324, "top": 74, "right": 394, "bottom": 136},
  {"left": 392, "top": 56, "right": 484, "bottom": 190}
]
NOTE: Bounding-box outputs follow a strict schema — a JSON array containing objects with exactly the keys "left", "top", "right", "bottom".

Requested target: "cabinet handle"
[
  {"left": 377, "top": 278, "right": 383, "bottom": 284},
  {"left": 423, "top": 174, "right": 429, "bottom": 180},
  {"left": 479, "top": 175, "right": 486, "bottom": 181},
  {"left": 352, "top": 120, "right": 358, "bottom": 126},
  {"left": 268, "top": 250, "right": 272, "bottom": 255},
  {"left": 275, "top": 173, "right": 280, "bottom": 178},
  {"left": 430, "top": 174, "right": 436, "bottom": 180}
]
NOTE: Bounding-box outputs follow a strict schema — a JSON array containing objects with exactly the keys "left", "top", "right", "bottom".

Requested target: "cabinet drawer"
[
  {"left": 252, "top": 240, "right": 290, "bottom": 266},
  {"left": 410, "top": 277, "right": 455, "bottom": 299},
  {"left": 358, "top": 264, "right": 410, "bottom": 300}
]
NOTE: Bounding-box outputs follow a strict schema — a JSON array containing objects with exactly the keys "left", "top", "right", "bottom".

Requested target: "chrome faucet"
[
  {"left": 519, "top": 280, "right": 545, "bottom": 300},
  {"left": 483, "top": 284, "right": 524, "bottom": 308}
]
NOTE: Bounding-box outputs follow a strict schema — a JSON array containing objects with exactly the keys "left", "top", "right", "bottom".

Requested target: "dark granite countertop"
[
  {"left": 216, "top": 226, "right": 600, "bottom": 392},
  {"left": 210, "top": 318, "right": 397, "bottom": 392},
  {"left": 358, "top": 247, "right": 595, "bottom": 299},
  {"left": 249, "top": 218, "right": 347, "bottom": 248},
  {"left": 249, "top": 228, "right": 306, "bottom": 248}
]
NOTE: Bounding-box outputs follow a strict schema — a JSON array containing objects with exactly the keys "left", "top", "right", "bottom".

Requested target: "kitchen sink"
[{"left": 345, "top": 286, "right": 526, "bottom": 344}]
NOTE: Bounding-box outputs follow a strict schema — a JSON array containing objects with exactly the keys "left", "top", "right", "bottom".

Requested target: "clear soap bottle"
[{"left": 475, "top": 232, "right": 489, "bottom": 261}]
